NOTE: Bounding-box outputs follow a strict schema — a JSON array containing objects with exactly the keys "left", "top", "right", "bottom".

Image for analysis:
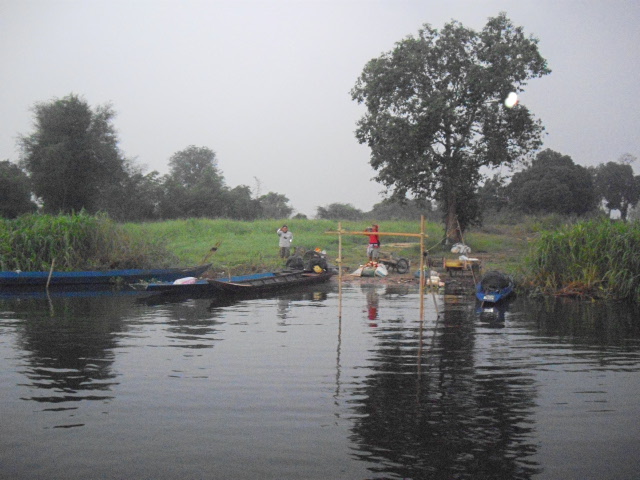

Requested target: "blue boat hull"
[
  {"left": 475, "top": 271, "right": 514, "bottom": 304},
  {"left": 0, "top": 264, "right": 211, "bottom": 287}
]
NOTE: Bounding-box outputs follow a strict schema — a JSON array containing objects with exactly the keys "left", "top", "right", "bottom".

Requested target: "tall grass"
[
  {"left": 0, "top": 212, "right": 176, "bottom": 271},
  {"left": 523, "top": 219, "right": 640, "bottom": 301}
]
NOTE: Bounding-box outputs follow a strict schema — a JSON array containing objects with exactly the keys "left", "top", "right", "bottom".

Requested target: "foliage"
[
  {"left": 225, "top": 185, "right": 262, "bottom": 220},
  {"left": 506, "top": 149, "right": 597, "bottom": 215},
  {"left": 0, "top": 160, "right": 37, "bottom": 218},
  {"left": 14, "top": 94, "right": 300, "bottom": 222},
  {"left": 592, "top": 160, "right": 640, "bottom": 221},
  {"left": 316, "top": 203, "right": 365, "bottom": 220},
  {"left": 18, "top": 94, "right": 128, "bottom": 214},
  {"left": 0, "top": 212, "right": 176, "bottom": 271},
  {"left": 159, "top": 145, "right": 227, "bottom": 218},
  {"left": 367, "top": 198, "right": 438, "bottom": 221},
  {"left": 258, "top": 192, "right": 293, "bottom": 219},
  {"left": 523, "top": 218, "right": 640, "bottom": 301},
  {"left": 351, "top": 13, "right": 550, "bottom": 243},
  {"left": 477, "top": 173, "right": 509, "bottom": 213}
]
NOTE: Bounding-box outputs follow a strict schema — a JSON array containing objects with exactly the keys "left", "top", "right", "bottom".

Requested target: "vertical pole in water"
[
  {"left": 338, "top": 222, "right": 343, "bottom": 320},
  {"left": 417, "top": 217, "right": 426, "bottom": 385},
  {"left": 419, "top": 216, "right": 425, "bottom": 322},
  {"left": 46, "top": 258, "right": 55, "bottom": 290}
]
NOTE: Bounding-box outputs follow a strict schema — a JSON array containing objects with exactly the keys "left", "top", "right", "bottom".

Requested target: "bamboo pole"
[
  {"left": 325, "top": 222, "right": 434, "bottom": 322},
  {"left": 337, "top": 222, "right": 343, "bottom": 320},
  {"left": 419, "top": 217, "right": 425, "bottom": 322},
  {"left": 46, "top": 258, "right": 55, "bottom": 290},
  {"left": 325, "top": 231, "right": 426, "bottom": 238}
]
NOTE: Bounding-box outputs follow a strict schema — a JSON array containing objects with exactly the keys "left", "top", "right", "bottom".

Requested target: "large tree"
[
  {"left": 351, "top": 13, "right": 550, "bottom": 242},
  {"left": 159, "top": 145, "right": 227, "bottom": 218},
  {"left": 506, "top": 149, "right": 597, "bottom": 215},
  {"left": 367, "top": 198, "right": 437, "bottom": 221},
  {"left": 593, "top": 157, "right": 640, "bottom": 221},
  {"left": 0, "top": 160, "right": 37, "bottom": 218},
  {"left": 258, "top": 192, "right": 293, "bottom": 219},
  {"left": 225, "top": 185, "right": 262, "bottom": 220},
  {"left": 19, "top": 94, "right": 128, "bottom": 214},
  {"left": 316, "top": 203, "right": 365, "bottom": 221}
]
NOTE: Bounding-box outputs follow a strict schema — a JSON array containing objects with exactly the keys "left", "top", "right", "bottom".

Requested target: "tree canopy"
[
  {"left": 258, "top": 192, "right": 293, "bottom": 219},
  {"left": 0, "top": 160, "right": 37, "bottom": 218},
  {"left": 19, "top": 94, "right": 128, "bottom": 214},
  {"left": 316, "top": 203, "right": 365, "bottom": 221},
  {"left": 351, "top": 13, "right": 550, "bottom": 242},
  {"left": 506, "top": 149, "right": 597, "bottom": 215},
  {"left": 159, "top": 145, "right": 227, "bottom": 218},
  {"left": 593, "top": 158, "right": 640, "bottom": 221}
]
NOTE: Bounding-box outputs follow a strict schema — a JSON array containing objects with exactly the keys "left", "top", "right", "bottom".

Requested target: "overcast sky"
[{"left": 1, "top": 0, "right": 639, "bottom": 217}]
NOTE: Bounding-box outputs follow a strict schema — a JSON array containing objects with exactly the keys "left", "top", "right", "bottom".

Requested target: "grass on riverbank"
[
  {"left": 6, "top": 212, "right": 638, "bottom": 302},
  {"left": 123, "top": 217, "right": 530, "bottom": 276}
]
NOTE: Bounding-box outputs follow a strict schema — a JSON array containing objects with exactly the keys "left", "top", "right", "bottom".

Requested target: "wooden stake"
[
  {"left": 337, "top": 222, "right": 343, "bottom": 320},
  {"left": 419, "top": 216, "right": 425, "bottom": 322},
  {"left": 46, "top": 258, "right": 55, "bottom": 290}
]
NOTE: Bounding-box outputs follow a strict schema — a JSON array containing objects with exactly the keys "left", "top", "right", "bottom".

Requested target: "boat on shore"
[
  {"left": 0, "top": 264, "right": 212, "bottom": 287},
  {"left": 141, "top": 270, "right": 334, "bottom": 298}
]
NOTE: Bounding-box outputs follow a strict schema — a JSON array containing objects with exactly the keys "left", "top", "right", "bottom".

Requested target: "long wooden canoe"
[
  {"left": 0, "top": 264, "right": 212, "bottom": 287},
  {"left": 143, "top": 270, "right": 333, "bottom": 297}
]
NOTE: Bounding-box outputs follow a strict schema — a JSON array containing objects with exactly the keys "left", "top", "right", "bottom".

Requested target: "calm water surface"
[{"left": 1, "top": 282, "right": 639, "bottom": 479}]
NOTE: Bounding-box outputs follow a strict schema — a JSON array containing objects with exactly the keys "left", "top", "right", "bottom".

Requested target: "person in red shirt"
[{"left": 366, "top": 224, "right": 380, "bottom": 262}]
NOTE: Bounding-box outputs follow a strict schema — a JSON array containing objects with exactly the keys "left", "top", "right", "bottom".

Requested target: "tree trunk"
[
  {"left": 445, "top": 190, "right": 462, "bottom": 244},
  {"left": 621, "top": 202, "right": 629, "bottom": 222}
]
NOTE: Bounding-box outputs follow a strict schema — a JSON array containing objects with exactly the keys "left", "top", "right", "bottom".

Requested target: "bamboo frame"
[{"left": 326, "top": 216, "right": 431, "bottom": 322}]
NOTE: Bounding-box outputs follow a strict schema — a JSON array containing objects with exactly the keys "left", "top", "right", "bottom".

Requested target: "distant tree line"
[
  {"left": 1, "top": 94, "right": 299, "bottom": 221},
  {"left": 478, "top": 149, "right": 640, "bottom": 221},
  {"left": 1, "top": 94, "right": 638, "bottom": 225}
]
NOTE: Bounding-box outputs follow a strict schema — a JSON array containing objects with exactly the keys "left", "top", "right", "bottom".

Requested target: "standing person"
[
  {"left": 366, "top": 224, "right": 380, "bottom": 262},
  {"left": 277, "top": 225, "right": 293, "bottom": 259}
]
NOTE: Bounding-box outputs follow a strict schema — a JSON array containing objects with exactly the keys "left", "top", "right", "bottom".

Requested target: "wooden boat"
[
  {"left": 143, "top": 270, "right": 334, "bottom": 297},
  {"left": 476, "top": 271, "right": 514, "bottom": 304},
  {"left": 0, "top": 264, "right": 212, "bottom": 287},
  {"left": 0, "top": 284, "right": 142, "bottom": 300}
]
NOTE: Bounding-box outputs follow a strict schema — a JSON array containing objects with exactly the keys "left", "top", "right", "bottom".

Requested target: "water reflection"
[
  {"left": 4, "top": 294, "right": 136, "bottom": 428},
  {"left": 516, "top": 296, "right": 640, "bottom": 345},
  {"left": 349, "top": 295, "right": 541, "bottom": 479},
  {"left": 1, "top": 285, "right": 639, "bottom": 479}
]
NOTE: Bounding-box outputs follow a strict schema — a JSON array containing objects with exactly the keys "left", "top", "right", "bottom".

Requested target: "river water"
[{"left": 1, "top": 281, "right": 639, "bottom": 479}]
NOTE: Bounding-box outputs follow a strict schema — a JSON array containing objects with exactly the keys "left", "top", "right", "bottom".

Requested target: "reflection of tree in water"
[
  {"left": 517, "top": 297, "right": 640, "bottom": 346},
  {"left": 161, "top": 299, "right": 226, "bottom": 349},
  {"left": 12, "top": 295, "right": 134, "bottom": 404},
  {"left": 349, "top": 298, "right": 541, "bottom": 479}
]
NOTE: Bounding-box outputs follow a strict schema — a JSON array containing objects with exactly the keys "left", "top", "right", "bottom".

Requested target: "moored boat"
[
  {"left": 0, "top": 264, "right": 212, "bottom": 287},
  {"left": 476, "top": 270, "right": 514, "bottom": 304},
  {"left": 142, "top": 270, "right": 334, "bottom": 297}
]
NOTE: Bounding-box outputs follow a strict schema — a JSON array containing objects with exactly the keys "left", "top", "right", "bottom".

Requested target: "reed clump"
[
  {"left": 0, "top": 212, "right": 177, "bottom": 271},
  {"left": 523, "top": 219, "right": 640, "bottom": 301}
]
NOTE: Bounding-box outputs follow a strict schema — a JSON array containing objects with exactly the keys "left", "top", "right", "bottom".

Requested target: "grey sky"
[{"left": 1, "top": 0, "right": 639, "bottom": 217}]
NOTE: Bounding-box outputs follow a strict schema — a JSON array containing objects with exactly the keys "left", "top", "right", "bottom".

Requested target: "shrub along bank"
[
  {"left": 0, "top": 212, "right": 176, "bottom": 271},
  {"left": 522, "top": 218, "right": 640, "bottom": 302}
]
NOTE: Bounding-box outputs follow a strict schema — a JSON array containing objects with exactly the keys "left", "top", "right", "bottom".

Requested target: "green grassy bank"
[
  {"left": 9, "top": 214, "right": 638, "bottom": 303},
  {"left": 123, "top": 217, "right": 529, "bottom": 275},
  {"left": 1, "top": 213, "right": 531, "bottom": 274}
]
